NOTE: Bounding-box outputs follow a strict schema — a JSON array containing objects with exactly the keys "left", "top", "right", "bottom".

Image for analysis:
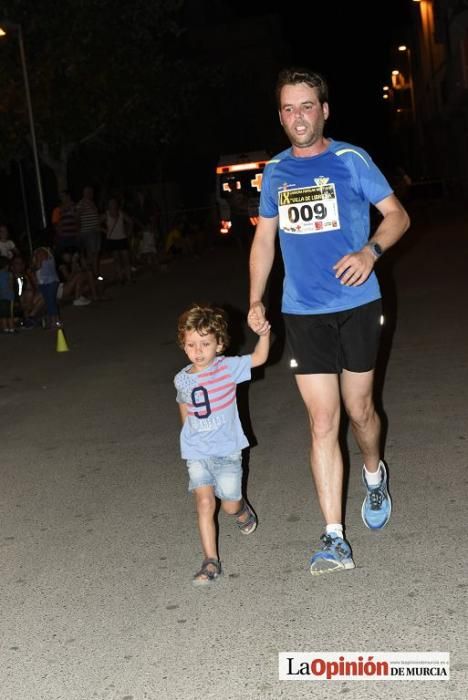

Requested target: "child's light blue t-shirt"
[{"left": 174, "top": 355, "right": 251, "bottom": 459}]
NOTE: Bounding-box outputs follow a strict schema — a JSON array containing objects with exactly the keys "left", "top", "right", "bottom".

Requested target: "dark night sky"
[
  {"left": 211, "top": 0, "right": 413, "bottom": 164},
  {"left": 176, "top": 0, "right": 415, "bottom": 207},
  {"left": 227, "top": 0, "right": 412, "bottom": 89},
  {"left": 1, "top": 0, "right": 415, "bottom": 227}
]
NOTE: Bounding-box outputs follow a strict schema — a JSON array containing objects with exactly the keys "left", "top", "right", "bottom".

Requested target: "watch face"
[{"left": 374, "top": 243, "right": 383, "bottom": 256}]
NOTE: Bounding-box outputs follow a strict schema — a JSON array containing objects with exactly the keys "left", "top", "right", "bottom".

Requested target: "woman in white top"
[{"left": 102, "top": 198, "right": 133, "bottom": 284}]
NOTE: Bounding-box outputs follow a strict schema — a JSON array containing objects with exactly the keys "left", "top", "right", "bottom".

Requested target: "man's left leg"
[
  {"left": 296, "top": 373, "right": 355, "bottom": 575},
  {"left": 341, "top": 369, "right": 392, "bottom": 529}
]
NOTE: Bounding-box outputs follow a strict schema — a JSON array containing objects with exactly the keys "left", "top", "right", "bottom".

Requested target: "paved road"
[{"left": 1, "top": 201, "right": 467, "bottom": 700}]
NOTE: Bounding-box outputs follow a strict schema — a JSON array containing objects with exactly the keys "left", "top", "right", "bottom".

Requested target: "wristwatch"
[{"left": 367, "top": 242, "right": 383, "bottom": 259}]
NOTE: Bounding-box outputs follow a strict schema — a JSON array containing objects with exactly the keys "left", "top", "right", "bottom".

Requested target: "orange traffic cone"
[{"left": 56, "top": 327, "right": 69, "bottom": 352}]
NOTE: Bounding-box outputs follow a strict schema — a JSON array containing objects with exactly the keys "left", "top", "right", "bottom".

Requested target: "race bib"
[{"left": 278, "top": 182, "right": 340, "bottom": 234}]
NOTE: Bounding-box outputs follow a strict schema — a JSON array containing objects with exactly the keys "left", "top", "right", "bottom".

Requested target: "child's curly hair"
[
  {"left": 32, "top": 246, "right": 52, "bottom": 267},
  {"left": 177, "top": 304, "right": 230, "bottom": 350}
]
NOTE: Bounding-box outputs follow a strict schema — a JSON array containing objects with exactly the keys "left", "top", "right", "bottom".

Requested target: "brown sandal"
[
  {"left": 234, "top": 501, "right": 258, "bottom": 535},
  {"left": 192, "top": 558, "right": 222, "bottom": 587}
]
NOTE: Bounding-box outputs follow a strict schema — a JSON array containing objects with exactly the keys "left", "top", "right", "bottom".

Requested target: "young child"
[
  {"left": 31, "top": 246, "right": 61, "bottom": 328},
  {"left": 174, "top": 303, "right": 270, "bottom": 586}
]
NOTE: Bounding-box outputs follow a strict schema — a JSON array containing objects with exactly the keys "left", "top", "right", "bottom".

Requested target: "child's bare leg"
[
  {"left": 194, "top": 486, "right": 217, "bottom": 560},
  {"left": 221, "top": 498, "right": 249, "bottom": 523},
  {"left": 222, "top": 499, "right": 244, "bottom": 517},
  {"left": 193, "top": 485, "right": 220, "bottom": 582},
  {"left": 192, "top": 486, "right": 221, "bottom": 586},
  {"left": 192, "top": 486, "right": 225, "bottom": 586}
]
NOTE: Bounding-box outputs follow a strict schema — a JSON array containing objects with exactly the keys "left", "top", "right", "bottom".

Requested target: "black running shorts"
[{"left": 284, "top": 299, "right": 383, "bottom": 374}]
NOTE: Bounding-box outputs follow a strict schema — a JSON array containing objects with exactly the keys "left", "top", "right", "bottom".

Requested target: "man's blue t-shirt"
[
  {"left": 259, "top": 140, "right": 393, "bottom": 314},
  {"left": 174, "top": 355, "right": 251, "bottom": 460}
]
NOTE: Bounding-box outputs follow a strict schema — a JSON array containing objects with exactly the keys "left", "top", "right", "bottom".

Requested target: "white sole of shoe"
[{"left": 310, "top": 559, "right": 355, "bottom": 576}]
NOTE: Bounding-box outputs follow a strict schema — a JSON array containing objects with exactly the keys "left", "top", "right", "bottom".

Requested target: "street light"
[
  {"left": 0, "top": 21, "right": 47, "bottom": 232},
  {"left": 382, "top": 85, "right": 392, "bottom": 102},
  {"left": 398, "top": 45, "right": 416, "bottom": 125},
  {"left": 392, "top": 42, "right": 425, "bottom": 177}
]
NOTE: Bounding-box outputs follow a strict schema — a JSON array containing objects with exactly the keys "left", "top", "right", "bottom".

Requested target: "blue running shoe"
[
  {"left": 309, "top": 533, "right": 355, "bottom": 576},
  {"left": 361, "top": 460, "right": 392, "bottom": 529}
]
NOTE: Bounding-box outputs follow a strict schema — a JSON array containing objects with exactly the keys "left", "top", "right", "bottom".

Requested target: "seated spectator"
[
  {"left": 10, "top": 255, "right": 44, "bottom": 328},
  {"left": 56, "top": 249, "right": 97, "bottom": 305},
  {"left": 163, "top": 216, "right": 192, "bottom": 260}
]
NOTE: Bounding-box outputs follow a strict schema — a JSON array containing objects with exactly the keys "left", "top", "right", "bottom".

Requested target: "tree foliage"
[{"left": 0, "top": 0, "right": 203, "bottom": 181}]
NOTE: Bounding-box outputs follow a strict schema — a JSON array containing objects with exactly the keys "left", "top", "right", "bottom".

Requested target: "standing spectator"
[
  {"left": 76, "top": 186, "right": 101, "bottom": 277},
  {"left": 102, "top": 198, "right": 133, "bottom": 284},
  {"left": 0, "top": 224, "right": 20, "bottom": 260},
  {"left": 0, "top": 256, "right": 16, "bottom": 333},
  {"left": 52, "top": 191, "right": 80, "bottom": 253}
]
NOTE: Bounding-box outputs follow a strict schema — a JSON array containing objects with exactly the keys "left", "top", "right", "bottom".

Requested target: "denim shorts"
[{"left": 186, "top": 452, "right": 242, "bottom": 501}]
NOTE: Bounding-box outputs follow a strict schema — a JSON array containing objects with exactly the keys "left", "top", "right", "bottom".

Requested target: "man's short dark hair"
[{"left": 275, "top": 67, "right": 329, "bottom": 108}]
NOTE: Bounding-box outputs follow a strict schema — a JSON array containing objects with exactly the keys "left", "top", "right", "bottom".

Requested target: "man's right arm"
[{"left": 248, "top": 214, "right": 278, "bottom": 333}]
